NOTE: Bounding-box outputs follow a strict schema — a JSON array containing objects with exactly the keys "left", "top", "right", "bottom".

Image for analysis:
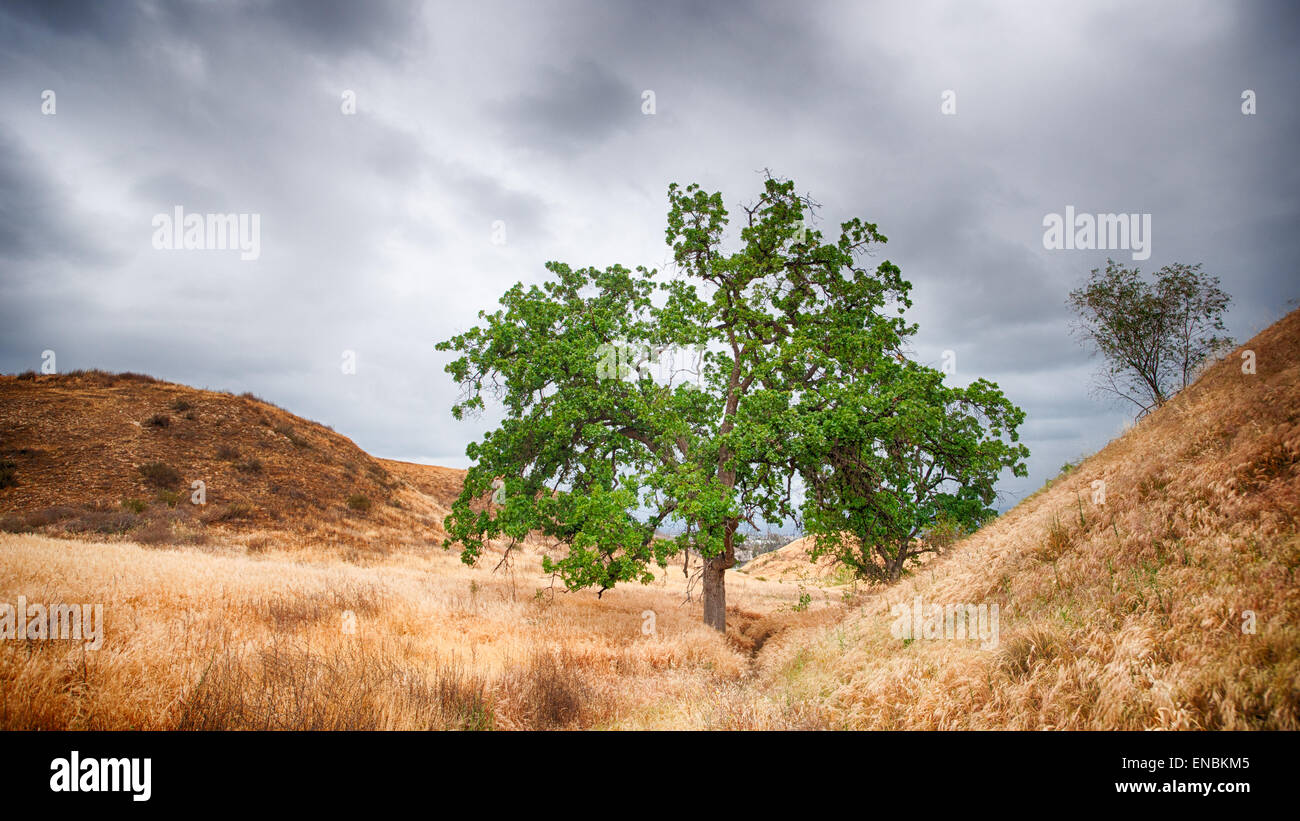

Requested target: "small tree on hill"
[{"left": 1068, "top": 260, "right": 1232, "bottom": 417}]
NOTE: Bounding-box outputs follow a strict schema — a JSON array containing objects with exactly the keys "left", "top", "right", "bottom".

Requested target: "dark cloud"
[
  {"left": 0, "top": 129, "right": 111, "bottom": 266},
  {"left": 495, "top": 59, "right": 638, "bottom": 152},
  {"left": 0, "top": 0, "right": 422, "bottom": 59},
  {"left": 0, "top": 0, "right": 134, "bottom": 42},
  {"left": 0, "top": 0, "right": 1296, "bottom": 509}
]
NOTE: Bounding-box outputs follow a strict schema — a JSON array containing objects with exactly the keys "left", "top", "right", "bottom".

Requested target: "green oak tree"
[
  {"left": 437, "top": 175, "right": 1027, "bottom": 630},
  {"left": 798, "top": 360, "right": 1029, "bottom": 582}
]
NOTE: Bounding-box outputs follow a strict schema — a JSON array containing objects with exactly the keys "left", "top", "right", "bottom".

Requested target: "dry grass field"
[
  {"left": 0, "top": 532, "right": 839, "bottom": 729},
  {"left": 1, "top": 308, "right": 1297, "bottom": 730}
]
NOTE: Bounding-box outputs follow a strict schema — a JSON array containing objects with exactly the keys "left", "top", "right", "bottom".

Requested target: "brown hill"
[
  {"left": 738, "top": 534, "right": 939, "bottom": 584},
  {"left": 0, "top": 369, "right": 466, "bottom": 551},
  {"left": 756, "top": 307, "right": 1300, "bottom": 729},
  {"left": 738, "top": 536, "right": 843, "bottom": 582}
]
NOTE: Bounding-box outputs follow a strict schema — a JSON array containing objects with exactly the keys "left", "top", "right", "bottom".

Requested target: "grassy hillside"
[{"left": 750, "top": 308, "right": 1300, "bottom": 729}]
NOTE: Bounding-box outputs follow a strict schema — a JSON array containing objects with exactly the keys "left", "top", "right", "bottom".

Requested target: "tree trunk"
[
  {"left": 703, "top": 519, "right": 739, "bottom": 632},
  {"left": 703, "top": 555, "right": 727, "bottom": 632}
]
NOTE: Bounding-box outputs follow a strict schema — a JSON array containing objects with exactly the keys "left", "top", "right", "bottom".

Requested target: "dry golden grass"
[
  {"left": 2, "top": 309, "right": 1297, "bottom": 729},
  {"left": 737, "top": 536, "right": 844, "bottom": 582},
  {"left": 748, "top": 308, "right": 1300, "bottom": 729},
  {"left": 0, "top": 529, "right": 833, "bottom": 729}
]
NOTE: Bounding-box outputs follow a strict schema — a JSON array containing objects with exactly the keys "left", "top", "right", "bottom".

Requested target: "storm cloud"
[{"left": 1, "top": 0, "right": 1297, "bottom": 510}]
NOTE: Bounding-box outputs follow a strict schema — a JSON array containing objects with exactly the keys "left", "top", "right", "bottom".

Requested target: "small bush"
[
  {"left": 144, "top": 413, "right": 171, "bottom": 428},
  {"left": 925, "top": 514, "right": 967, "bottom": 553},
  {"left": 0, "top": 514, "right": 32, "bottom": 533},
  {"left": 791, "top": 586, "right": 812, "bottom": 612},
  {"left": 155, "top": 489, "right": 183, "bottom": 507},
  {"left": 25, "top": 506, "right": 77, "bottom": 527},
  {"left": 121, "top": 498, "right": 148, "bottom": 514},
  {"left": 274, "top": 423, "right": 311, "bottom": 449},
  {"left": 346, "top": 494, "right": 372, "bottom": 513},
  {"left": 139, "top": 461, "right": 181, "bottom": 488},
  {"left": 116, "top": 372, "right": 160, "bottom": 383},
  {"left": 133, "top": 519, "right": 173, "bottom": 545},
  {"left": 139, "top": 518, "right": 207, "bottom": 546},
  {"left": 0, "top": 458, "right": 17, "bottom": 489},
  {"left": 216, "top": 444, "right": 241, "bottom": 461},
  {"left": 236, "top": 458, "right": 263, "bottom": 474},
  {"left": 64, "top": 510, "right": 137, "bottom": 535},
  {"left": 203, "top": 502, "right": 255, "bottom": 523},
  {"left": 367, "top": 463, "right": 393, "bottom": 487},
  {"left": 169, "top": 398, "right": 193, "bottom": 412},
  {"left": 244, "top": 535, "right": 272, "bottom": 553}
]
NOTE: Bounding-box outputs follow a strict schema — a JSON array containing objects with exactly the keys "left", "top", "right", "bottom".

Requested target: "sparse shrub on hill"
[
  {"left": 121, "top": 498, "right": 148, "bottom": 514},
  {"left": 15, "top": 370, "right": 36, "bottom": 381},
  {"left": 236, "top": 457, "right": 263, "bottom": 474},
  {"left": 0, "top": 506, "right": 76, "bottom": 533},
  {"left": 0, "top": 458, "right": 17, "bottom": 488},
  {"left": 1058, "top": 457, "right": 1083, "bottom": 475},
  {"left": 274, "top": 423, "right": 311, "bottom": 449},
  {"left": 366, "top": 463, "right": 394, "bottom": 488},
  {"left": 24, "top": 506, "right": 76, "bottom": 527},
  {"left": 115, "top": 372, "right": 160, "bottom": 384},
  {"left": 216, "top": 444, "right": 241, "bottom": 461},
  {"left": 133, "top": 516, "right": 207, "bottom": 547},
  {"left": 64, "top": 509, "right": 137, "bottom": 535},
  {"left": 65, "top": 370, "right": 160, "bottom": 387},
  {"left": 240, "top": 391, "right": 290, "bottom": 414},
  {"left": 922, "top": 513, "right": 966, "bottom": 554},
  {"left": 138, "top": 461, "right": 181, "bottom": 488},
  {"left": 203, "top": 502, "right": 255, "bottom": 523},
  {"left": 0, "top": 514, "right": 32, "bottom": 532},
  {"left": 144, "top": 413, "right": 171, "bottom": 428},
  {"left": 133, "top": 519, "right": 173, "bottom": 545},
  {"left": 347, "top": 494, "right": 372, "bottom": 513},
  {"left": 169, "top": 398, "right": 192, "bottom": 412}
]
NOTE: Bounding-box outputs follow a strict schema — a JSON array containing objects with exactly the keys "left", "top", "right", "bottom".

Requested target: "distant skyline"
[{"left": 1, "top": 0, "right": 1297, "bottom": 512}]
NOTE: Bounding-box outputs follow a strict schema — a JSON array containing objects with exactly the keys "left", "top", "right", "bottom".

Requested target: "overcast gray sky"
[{"left": 1, "top": 0, "right": 1297, "bottom": 514}]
